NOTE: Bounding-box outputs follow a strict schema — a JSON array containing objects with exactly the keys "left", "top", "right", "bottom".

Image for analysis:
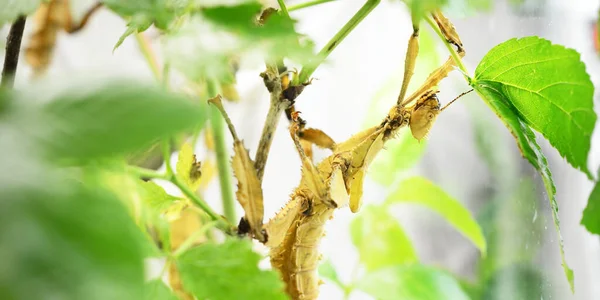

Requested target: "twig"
[
  {"left": 254, "top": 66, "right": 287, "bottom": 181},
  {"left": 207, "top": 81, "right": 236, "bottom": 222},
  {"left": 1, "top": 16, "right": 27, "bottom": 88},
  {"left": 288, "top": 0, "right": 337, "bottom": 11},
  {"left": 296, "top": 0, "right": 381, "bottom": 84}
]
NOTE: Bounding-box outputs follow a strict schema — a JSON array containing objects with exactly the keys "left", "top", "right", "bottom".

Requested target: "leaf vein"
[{"left": 476, "top": 41, "right": 542, "bottom": 76}]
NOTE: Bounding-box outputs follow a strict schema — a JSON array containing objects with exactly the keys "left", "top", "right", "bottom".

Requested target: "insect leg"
[
  {"left": 289, "top": 112, "right": 337, "bottom": 209},
  {"left": 64, "top": 2, "right": 103, "bottom": 33},
  {"left": 285, "top": 105, "right": 336, "bottom": 153},
  {"left": 397, "top": 17, "right": 420, "bottom": 104}
]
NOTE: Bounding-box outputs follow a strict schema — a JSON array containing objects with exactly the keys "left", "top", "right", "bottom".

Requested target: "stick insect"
[{"left": 212, "top": 10, "right": 469, "bottom": 300}]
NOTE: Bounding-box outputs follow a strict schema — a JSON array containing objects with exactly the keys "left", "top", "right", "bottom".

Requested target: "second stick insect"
[{"left": 210, "top": 10, "right": 470, "bottom": 300}]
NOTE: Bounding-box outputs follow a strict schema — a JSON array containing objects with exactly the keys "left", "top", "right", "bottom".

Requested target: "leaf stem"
[
  {"left": 1, "top": 16, "right": 26, "bottom": 88},
  {"left": 424, "top": 15, "right": 469, "bottom": 79},
  {"left": 277, "top": 0, "right": 290, "bottom": 18},
  {"left": 207, "top": 81, "right": 237, "bottom": 223},
  {"left": 170, "top": 174, "right": 221, "bottom": 221},
  {"left": 297, "top": 0, "right": 380, "bottom": 83},
  {"left": 288, "top": 0, "right": 337, "bottom": 11},
  {"left": 134, "top": 32, "right": 162, "bottom": 81}
]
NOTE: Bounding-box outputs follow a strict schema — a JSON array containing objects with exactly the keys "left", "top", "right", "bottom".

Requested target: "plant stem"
[
  {"left": 134, "top": 32, "right": 162, "bottom": 81},
  {"left": 1, "top": 16, "right": 26, "bottom": 88},
  {"left": 297, "top": 0, "right": 380, "bottom": 83},
  {"left": 277, "top": 0, "right": 290, "bottom": 18},
  {"left": 170, "top": 174, "right": 220, "bottom": 221},
  {"left": 288, "top": 0, "right": 337, "bottom": 11},
  {"left": 254, "top": 67, "right": 285, "bottom": 182},
  {"left": 207, "top": 81, "right": 236, "bottom": 223},
  {"left": 424, "top": 15, "right": 469, "bottom": 78}
]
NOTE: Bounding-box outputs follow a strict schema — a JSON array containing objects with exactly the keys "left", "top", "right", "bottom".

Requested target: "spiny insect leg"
[
  {"left": 286, "top": 105, "right": 336, "bottom": 155},
  {"left": 401, "top": 11, "right": 466, "bottom": 108},
  {"left": 289, "top": 112, "right": 337, "bottom": 209},
  {"left": 397, "top": 17, "right": 421, "bottom": 105}
]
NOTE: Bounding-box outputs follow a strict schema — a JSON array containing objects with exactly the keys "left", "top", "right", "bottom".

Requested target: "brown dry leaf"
[{"left": 232, "top": 141, "right": 266, "bottom": 242}]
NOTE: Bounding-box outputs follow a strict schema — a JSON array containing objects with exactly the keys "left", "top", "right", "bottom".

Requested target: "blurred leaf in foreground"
[
  {"left": 357, "top": 264, "right": 469, "bottom": 300},
  {"left": 16, "top": 80, "right": 207, "bottom": 165},
  {"left": 0, "top": 0, "right": 41, "bottom": 26},
  {"left": 144, "top": 279, "right": 178, "bottom": 300},
  {"left": 176, "top": 239, "right": 288, "bottom": 300},
  {"left": 386, "top": 176, "right": 486, "bottom": 256},
  {"left": 350, "top": 205, "right": 417, "bottom": 271},
  {"left": 581, "top": 169, "right": 600, "bottom": 235},
  {"left": 164, "top": 2, "right": 314, "bottom": 82},
  {"left": 0, "top": 178, "right": 146, "bottom": 300}
]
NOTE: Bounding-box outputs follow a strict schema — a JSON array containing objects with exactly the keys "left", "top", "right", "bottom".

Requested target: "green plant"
[{"left": 0, "top": 0, "right": 597, "bottom": 299}]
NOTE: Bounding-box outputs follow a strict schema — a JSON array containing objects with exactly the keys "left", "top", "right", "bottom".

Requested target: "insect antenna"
[{"left": 440, "top": 88, "right": 474, "bottom": 112}]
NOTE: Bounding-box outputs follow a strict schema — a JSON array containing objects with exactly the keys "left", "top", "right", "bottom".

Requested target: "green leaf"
[
  {"left": 164, "top": 2, "right": 314, "bottom": 82},
  {"left": 176, "top": 142, "right": 202, "bottom": 192},
  {"left": 581, "top": 170, "right": 600, "bottom": 235},
  {"left": 176, "top": 239, "right": 288, "bottom": 300},
  {"left": 350, "top": 205, "right": 417, "bottom": 271},
  {"left": 140, "top": 180, "right": 182, "bottom": 212},
  {"left": 0, "top": 179, "right": 145, "bottom": 300},
  {"left": 473, "top": 36, "right": 596, "bottom": 178},
  {"left": 0, "top": 0, "right": 41, "bottom": 26},
  {"left": 370, "top": 130, "right": 426, "bottom": 186},
  {"left": 385, "top": 176, "right": 486, "bottom": 256},
  {"left": 472, "top": 85, "right": 573, "bottom": 292},
  {"left": 318, "top": 259, "right": 345, "bottom": 290},
  {"left": 103, "top": 0, "right": 175, "bottom": 29},
  {"left": 23, "top": 80, "right": 207, "bottom": 164},
  {"left": 356, "top": 264, "right": 470, "bottom": 300},
  {"left": 144, "top": 279, "right": 178, "bottom": 300}
]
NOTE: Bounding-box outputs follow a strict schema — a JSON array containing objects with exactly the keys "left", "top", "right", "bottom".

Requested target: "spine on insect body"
[{"left": 268, "top": 194, "right": 334, "bottom": 300}]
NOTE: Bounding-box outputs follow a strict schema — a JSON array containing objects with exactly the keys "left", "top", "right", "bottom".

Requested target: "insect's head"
[
  {"left": 409, "top": 89, "right": 474, "bottom": 141},
  {"left": 409, "top": 91, "right": 441, "bottom": 141}
]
